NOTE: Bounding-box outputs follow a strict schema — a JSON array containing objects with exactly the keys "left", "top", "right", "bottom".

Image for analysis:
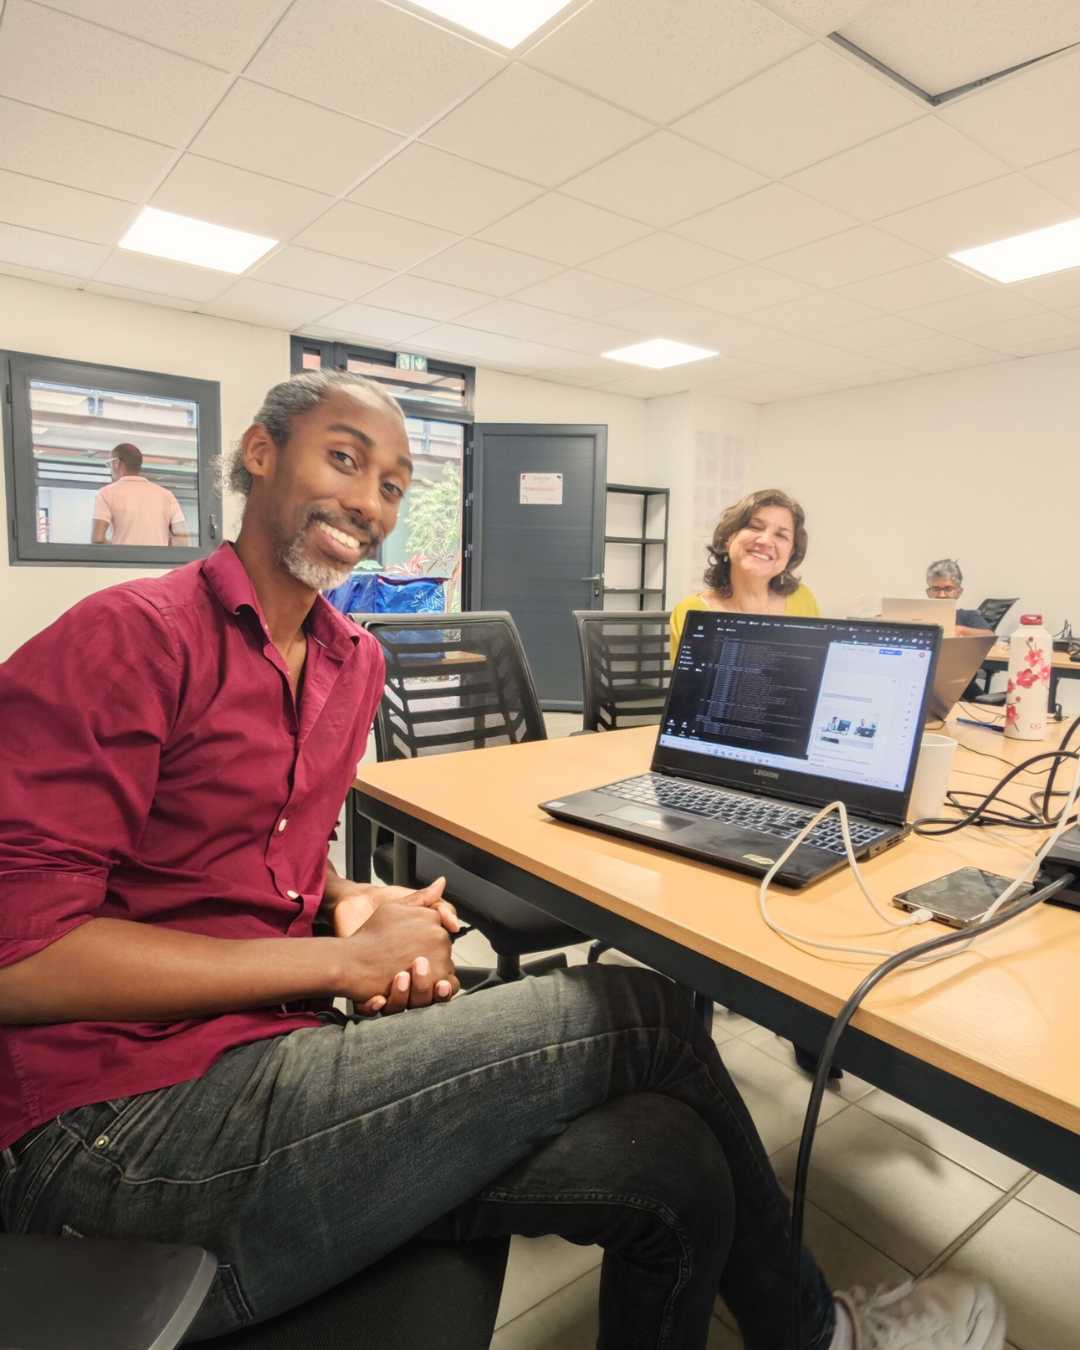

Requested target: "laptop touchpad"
[{"left": 600, "top": 804, "right": 693, "bottom": 831}]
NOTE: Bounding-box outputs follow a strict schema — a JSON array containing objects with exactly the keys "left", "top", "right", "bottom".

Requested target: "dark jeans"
[{"left": 0, "top": 965, "right": 834, "bottom": 1349}]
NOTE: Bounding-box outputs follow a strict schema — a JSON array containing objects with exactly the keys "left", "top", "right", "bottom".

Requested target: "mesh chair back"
[
  {"left": 357, "top": 612, "right": 547, "bottom": 761},
  {"left": 574, "top": 610, "right": 671, "bottom": 732},
  {"left": 976, "top": 597, "right": 1019, "bottom": 630}
]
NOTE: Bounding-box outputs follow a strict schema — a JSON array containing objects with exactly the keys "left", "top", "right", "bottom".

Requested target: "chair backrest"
[
  {"left": 977, "top": 597, "right": 1019, "bottom": 630},
  {"left": 356, "top": 611, "right": 547, "bottom": 761},
  {"left": 574, "top": 610, "right": 672, "bottom": 732}
]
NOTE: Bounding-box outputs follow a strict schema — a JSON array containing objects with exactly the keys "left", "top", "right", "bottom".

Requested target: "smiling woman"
[{"left": 669, "top": 487, "right": 820, "bottom": 660}]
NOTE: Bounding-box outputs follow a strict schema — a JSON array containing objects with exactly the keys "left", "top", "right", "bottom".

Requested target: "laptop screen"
[{"left": 654, "top": 612, "right": 940, "bottom": 821}]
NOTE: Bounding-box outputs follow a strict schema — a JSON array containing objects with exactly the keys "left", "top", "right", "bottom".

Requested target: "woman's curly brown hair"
[{"left": 703, "top": 488, "right": 808, "bottom": 598}]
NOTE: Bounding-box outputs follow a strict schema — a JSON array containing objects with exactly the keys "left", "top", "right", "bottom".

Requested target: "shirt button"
[
  {"left": 278, "top": 819, "right": 288, "bottom": 832},
  {"left": 286, "top": 890, "right": 299, "bottom": 900}
]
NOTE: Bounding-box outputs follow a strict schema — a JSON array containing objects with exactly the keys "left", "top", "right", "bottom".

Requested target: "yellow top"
[{"left": 669, "top": 584, "right": 821, "bottom": 658}]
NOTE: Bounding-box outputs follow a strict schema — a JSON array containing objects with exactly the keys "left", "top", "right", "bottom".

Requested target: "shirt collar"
[{"left": 201, "top": 543, "right": 361, "bottom": 660}]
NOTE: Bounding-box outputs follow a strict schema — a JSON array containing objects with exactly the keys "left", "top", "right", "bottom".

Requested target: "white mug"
[{"left": 908, "top": 733, "right": 958, "bottom": 822}]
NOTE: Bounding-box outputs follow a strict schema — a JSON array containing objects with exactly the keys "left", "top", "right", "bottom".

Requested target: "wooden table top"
[
  {"left": 355, "top": 716, "right": 1080, "bottom": 1133},
  {"left": 986, "top": 644, "right": 1080, "bottom": 671}
]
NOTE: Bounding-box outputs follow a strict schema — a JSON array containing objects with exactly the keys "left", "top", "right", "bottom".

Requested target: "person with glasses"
[{"left": 926, "top": 558, "right": 993, "bottom": 636}]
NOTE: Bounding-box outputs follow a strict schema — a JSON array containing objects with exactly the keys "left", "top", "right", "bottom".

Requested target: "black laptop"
[
  {"left": 925, "top": 634, "right": 996, "bottom": 721},
  {"left": 541, "top": 612, "right": 940, "bottom": 888}
]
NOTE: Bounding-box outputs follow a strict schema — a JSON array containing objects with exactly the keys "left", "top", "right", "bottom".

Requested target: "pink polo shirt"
[
  {"left": 0, "top": 544, "right": 385, "bottom": 1148},
  {"left": 92, "top": 475, "right": 186, "bottom": 545}
]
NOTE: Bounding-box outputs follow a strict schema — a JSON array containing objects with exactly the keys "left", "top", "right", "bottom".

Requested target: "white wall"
[
  {"left": 756, "top": 351, "right": 1080, "bottom": 636},
  {"left": 0, "top": 277, "right": 654, "bottom": 658}
]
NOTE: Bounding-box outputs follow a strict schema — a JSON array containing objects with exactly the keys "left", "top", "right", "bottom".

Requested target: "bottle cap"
[{"left": 1020, "top": 614, "right": 1043, "bottom": 624}]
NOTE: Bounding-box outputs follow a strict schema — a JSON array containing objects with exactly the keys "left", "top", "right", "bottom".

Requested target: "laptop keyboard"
[{"left": 598, "top": 774, "right": 890, "bottom": 856}]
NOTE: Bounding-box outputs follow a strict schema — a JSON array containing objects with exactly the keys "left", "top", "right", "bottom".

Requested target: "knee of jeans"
[{"left": 568, "top": 1093, "right": 734, "bottom": 1254}]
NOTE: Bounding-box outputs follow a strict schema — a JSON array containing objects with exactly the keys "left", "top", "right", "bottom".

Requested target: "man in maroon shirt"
[{"left": 0, "top": 371, "right": 1003, "bottom": 1350}]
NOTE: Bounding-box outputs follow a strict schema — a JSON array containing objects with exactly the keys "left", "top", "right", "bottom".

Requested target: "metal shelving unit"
[{"left": 603, "top": 484, "right": 669, "bottom": 612}]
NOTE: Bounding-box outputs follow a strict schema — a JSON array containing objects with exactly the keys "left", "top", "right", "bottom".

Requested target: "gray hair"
[
  {"left": 926, "top": 558, "right": 963, "bottom": 586},
  {"left": 227, "top": 369, "right": 403, "bottom": 496}
]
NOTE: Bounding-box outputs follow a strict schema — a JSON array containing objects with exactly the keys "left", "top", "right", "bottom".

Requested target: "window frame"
[{"left": 2, "top": 349, "right": 222, "bottom": 568}]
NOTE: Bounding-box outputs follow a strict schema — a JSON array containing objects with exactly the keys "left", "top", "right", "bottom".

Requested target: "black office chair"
[
  {"left": 2, "top": 1231, "right": 509, "bottom": 1350},
  {"left": 574, "top": 609, "right": 672, "bottom": 733},
  {"left": 355, "top": 611, "right": 590, "bottom": 985},
  {"left": 976, "top": 597, "right": 1019, "bottom": 631}
]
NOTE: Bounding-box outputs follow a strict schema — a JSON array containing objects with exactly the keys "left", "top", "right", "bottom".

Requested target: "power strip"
[{"left": 1040, "top": 824, "right": 1080, "bottom": 908}]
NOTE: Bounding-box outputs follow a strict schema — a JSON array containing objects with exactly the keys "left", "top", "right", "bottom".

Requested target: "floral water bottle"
[{"left": 1005, "top": 614, "right": 1051, "bottom": 740}]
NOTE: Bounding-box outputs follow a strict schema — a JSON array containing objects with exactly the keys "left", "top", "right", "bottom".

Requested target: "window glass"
[
  {"left": 29, "top": 378, "right": 200, "bottom": 547},
  {"left": 380, "top": 419, "right": 464, "bottom": 611},
  {"left": 344, "top": 354, "right": 468, "bottom": 411}
]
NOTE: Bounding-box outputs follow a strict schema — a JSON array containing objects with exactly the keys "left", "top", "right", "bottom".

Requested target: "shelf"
[
  {"left": 606, "top": 484, "right": 669, "bottom": 496},
  {"left": 604, "top": 587, "right": 665, "bottom": 595},
  {"left": 604, "top": 535, "right": 666, "bottom": 545}
]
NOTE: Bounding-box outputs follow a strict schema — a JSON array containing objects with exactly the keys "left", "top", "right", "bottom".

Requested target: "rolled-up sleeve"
[{"left": 0, "top": 589, "right": 179, "bottom": 967}]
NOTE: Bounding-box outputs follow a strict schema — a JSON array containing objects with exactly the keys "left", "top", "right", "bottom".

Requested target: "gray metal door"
[{"left": 468, "top": 423, "right": 607, "bottom": 709}]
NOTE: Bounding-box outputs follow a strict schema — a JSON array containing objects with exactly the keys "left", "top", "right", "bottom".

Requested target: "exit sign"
[{"left": 396, "top": 353, "right": 428, "bottom": 372}]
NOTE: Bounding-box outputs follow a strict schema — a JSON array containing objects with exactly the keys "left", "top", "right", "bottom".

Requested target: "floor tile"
[
  {"left": 943, "top": 1198, "right": 1080, "bottom": 1350},
  {"left": 495, "top": 1235, "right": 602, "bottom": 1328},
  {"left": 858, "top": 1089, "right": 1028, "bottom": 1190},
  {"left": 740, "top": 1025, "right": 876, "bottom": 1104},
  {"left": 543, "top": 711, "right": 583, "bottom": 739},
  {"left": 802, "top": 1200, "right": 914, "bottom": 1288},
  {"left": 493, "top": 1266, "right": 741, "bottom": 1348},
  {"left": 712, "top": 1006, "right": 758, "bottom": 1038},
  {"left": 718, "top": 1039, "right": 850, "bottom": 1156},
  {"left": 772, "top": 1106, "right": 1002, "bottom": 1273},
  {"left": 1018, "top": 1173, "right": 1080, "bottom": 1235}
]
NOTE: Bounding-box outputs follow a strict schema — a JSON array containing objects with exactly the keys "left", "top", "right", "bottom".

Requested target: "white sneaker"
[{"left": 835, "top": 1274, "right": 1005, "bottom": 1350}]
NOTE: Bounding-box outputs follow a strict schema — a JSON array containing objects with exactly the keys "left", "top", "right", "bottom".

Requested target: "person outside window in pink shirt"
[{"left": 91, "top": 441, "right": 188, "bottom": 546}]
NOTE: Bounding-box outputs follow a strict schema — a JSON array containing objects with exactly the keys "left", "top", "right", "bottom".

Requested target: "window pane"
[
  {"left": 30, "top": 378, "right": 200, "bottom": 547},
  {"left": 301, "top": 348, "right": 322, "bottom": 370},
  {"left": 344, "top": 354, "right": 467, "bottom": 410},
  {"left": 379, "top": 419, "right": 464, "bottom": 611}
]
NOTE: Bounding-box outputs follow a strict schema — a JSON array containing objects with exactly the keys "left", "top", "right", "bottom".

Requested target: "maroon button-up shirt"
[{"left": 0, "top": 544, "right": 384, "bottom": 1148}]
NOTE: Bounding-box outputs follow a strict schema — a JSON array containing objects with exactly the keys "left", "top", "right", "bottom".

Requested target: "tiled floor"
[{"left": 349, "top": 711, "right": 1074, "bottom": 1348}]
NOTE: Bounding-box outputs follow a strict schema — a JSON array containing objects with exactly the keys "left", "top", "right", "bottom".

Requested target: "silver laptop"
[
  {"left": 882, "top": 596, "right": 956, "bottom": 635},
  {"left": 542, "top": 612, "right": 940, "bottom": 888}
]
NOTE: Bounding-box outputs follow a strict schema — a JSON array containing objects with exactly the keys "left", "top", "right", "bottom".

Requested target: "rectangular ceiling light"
[
  {"left": 119, "top": 206, "right": 277, "bottom": 274},
  {"left": 950, "top": 216, "right": 1080, "bottom": 284},
  {"left": 407, "top": 1, "right": 574, "bottom": 48},
  {"left": 603, "top": 338, "right": 719, "bottom": 369}
]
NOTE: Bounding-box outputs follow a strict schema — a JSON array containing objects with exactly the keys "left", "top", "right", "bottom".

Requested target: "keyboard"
[{"left": 598, "top": 774, "right": 889, "bottom": 856}]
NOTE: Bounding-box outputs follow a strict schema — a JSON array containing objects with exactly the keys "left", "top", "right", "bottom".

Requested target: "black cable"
[
  {"left": 787, "top": 871, "right": 1075, "bottom": 1350},
  {"left": 1041, "top": 715, "right": 1080, "bottom": 823},
  {"left": 913, "top": 746, "right": 1079, "bottom": 836}
]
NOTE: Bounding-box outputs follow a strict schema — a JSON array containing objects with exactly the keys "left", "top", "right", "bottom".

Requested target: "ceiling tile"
[
  {"left": 675, "top": 184, "right": 857, "bottom": 261},
  {"left": 478, "top": 194, "right": 649, "bottom": 267},
  {"left": 0, "top": 260, "right": 87, "bottom": 289},
  {"left": 673, "top": 45, "right": 920, "bottom": 179},
  {"left": 411, "top": 239, "right": 562, "bottom": 295},
  {"left": 561, "top": 132, "right": 765, "bottom": 229},
  {"left": 0, "top": 169, "right": 136, "bottom": 246},
  {"left": 297, "top": 202, "right": 459, "bottom": 271},
  {"left": 1010, "top": 266, "right": 1080, "bottom": 312},
  {"left": 941, "top": 48, "right": 1080, "bottom": 169},
  {"left": 361, "top": 275, "right": 492, "bottom": 322},
  {"left": 586, "top": 233, "right": 738, "bottom": 291},
  {"left": 951, "top": 310, "right": 1080, "bottom": 354},
  {"left": 716, "top": 321, "right": 850, "bottom": 366},
  {"left": 0, "top": 221, "right": 108, "bottom": 278},
  {"left": 835, "top": 258, "right": 993, "bottom": 310},
  {"left": 454, "top": 300, "right": 575, "bottom": 342},
  {"left": 249, "top": 247, "right": 393, "bottom": 300},
  {"left": 824, "top": 313, "right": 945, "bottom": 353},
  {"left": 703, "top": 368, "right": 835, "bottom": 402},
  {"left": 752, "top": 291, "right": 881, "bottom": 334},
  {"left": 675, "top": 265, "right": 817, "bottom": 314},
  {"left": 785, "top": 348, "right": 915, "bottom": 381},
  {"left": 152, "top": 157, "right": 331, "bottom": 241},
  {"left": 413, "top": 324, "right": 560, "bottom": 369},
  {"left": 513, "top": 270, "right": 652, "bottom": 319},
  {"left": 788, "top": 117, "right": 1008, "bottom": 221},
  {"left": 522, "top": 316, "right": 642, "bottom": 356},
  {"left": 0, "top": 96, "right": 172, "bottom": 200},
  {"left": 424, "top": 65, "right": 649, "bottom": 187},
  {"left": 767, "top": 226, "right": 929, "bottom": 287},
  {"left": 85, "top": 281, "right": 201, "bottom": 312},
  {"left": 0, "top": 0, "right": 229, "bottom": 146},
  {"left": 879, "top": 174, "right": 1075, "bottom": 254},
  {"left": 904, "top": 288, "right": 1047, "bottom": 334},
  {"left": 193, "top": 82, "right": 403, "bottom": 197},
  {"left": 246, "top": 0, "right": 503, "bottom": 134},
  {"left": 355, "top": 145, "right": 541, "bottom": 235},
  {"left": 312, "top": 304, "right": 433, "bottom": 343},
  {"left": 600, "top": 295, "right": 733, "bottom": 346},
  {"left": 203, "top": 279, "right": 341, "bottom": 328},
  {"left": 94, "top": 251, "right": 239, "bottom": 301},
  {"left": 1000, "top": 326, "right": 1080, "bottom": 358},
  {"left": 524, "top": 0, "right": 808, "bottom": 123},
  {"left": 37, "top": 0, "right": 291, "bottom": 69},
  {"left": 844, "top": 0, "right": 1080, "bottom": 98},
  {"left": 1026, "top": 150, "right": 1080, "bottom": 213},
  {"left": 866, "top": 331, "right": 1001, "bottom": 372},
  {"left": 599, "top": 368, "right": 702, "bottom": 398},
  {"left": 755, "top": 0, "right": 883, "bottom": 36}
]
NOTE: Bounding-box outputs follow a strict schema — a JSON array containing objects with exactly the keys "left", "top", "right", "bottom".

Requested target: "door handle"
[
  {"left": 580, "top": 575, "right": 603, "bottom": 582},
  {"left": 581, "top": 574, "right": 603, "bottom": 601}
]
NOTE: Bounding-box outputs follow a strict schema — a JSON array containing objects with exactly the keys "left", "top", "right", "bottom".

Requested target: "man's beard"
[{"left": 272, "top": 505, "right": 378, "bottom": 592}]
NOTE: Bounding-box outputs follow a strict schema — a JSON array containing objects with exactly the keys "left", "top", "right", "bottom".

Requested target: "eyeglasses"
[{"left": 927, "top": 585, "right": 960, "bottom": 598}]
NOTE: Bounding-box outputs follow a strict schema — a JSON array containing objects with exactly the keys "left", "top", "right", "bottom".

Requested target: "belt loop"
[{"left": 1, "top": 1146, "right": 17, "bottom": 1175}]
